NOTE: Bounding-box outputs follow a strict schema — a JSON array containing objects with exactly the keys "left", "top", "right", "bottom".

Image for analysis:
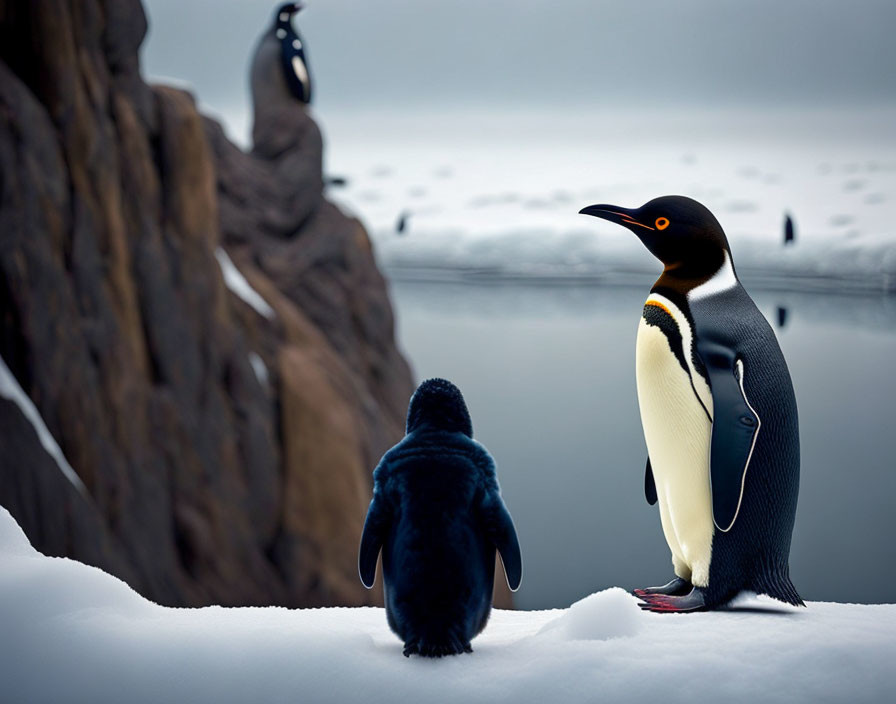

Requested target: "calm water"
[{"left": 389, "top": 277, "right": 896, "bottom": 609}]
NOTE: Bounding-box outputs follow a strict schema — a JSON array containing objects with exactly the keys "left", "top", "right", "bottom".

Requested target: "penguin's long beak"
[
  {"left": 579, "top": 204, "right": 655, "bottom": 232},
  {"left": 290, "top": 2, "right": 304, "bottom": 13}
]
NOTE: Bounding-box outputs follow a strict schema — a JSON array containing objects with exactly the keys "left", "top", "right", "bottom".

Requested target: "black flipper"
[
  {"left": 358, "top": 496, "right": 390, "bottom": 588},
  {"left": 480, "top": 494, "right": 522, "bottom": 592},
  {"left": 645, "top": 457, "right": 657, "bottom": 505},
  {"left": 696, "top": 340, "right": 760, "bottom": 532}
]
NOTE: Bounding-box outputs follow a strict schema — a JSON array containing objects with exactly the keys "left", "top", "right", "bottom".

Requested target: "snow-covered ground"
[
  {"left": 320, "top": 107, "right": 896, "bottom": 292},
  {"left": 2, "top": 506, "right": 893, "bottom": 703}
]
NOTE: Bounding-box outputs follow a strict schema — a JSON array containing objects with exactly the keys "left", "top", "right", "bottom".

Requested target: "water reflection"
[{"left": 389, "top": 277, "right": 896, "bottom": 609}]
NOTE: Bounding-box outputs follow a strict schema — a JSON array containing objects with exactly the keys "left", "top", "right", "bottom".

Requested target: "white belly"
[{"left": 636, "top": 314, "right": 714, "bottom": 586}]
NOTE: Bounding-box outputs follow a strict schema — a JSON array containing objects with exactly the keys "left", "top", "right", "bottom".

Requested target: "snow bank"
[
  {"left": 323, "top": 107, "right": 896, "bottom": 292},
  {"left": 1, "top": 506, "right": 893, "bottom": 703},
  {"left": 537, "top": 588, "right": 642, "bottom": 641}
]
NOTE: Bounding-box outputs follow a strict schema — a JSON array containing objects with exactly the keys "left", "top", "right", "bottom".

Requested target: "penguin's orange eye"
[{"left": 655, "top": 217, "right": 670, "bottom": 230}]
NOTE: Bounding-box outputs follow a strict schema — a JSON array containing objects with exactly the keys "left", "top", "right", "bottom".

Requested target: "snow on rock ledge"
[
  {"left": 0, "top": 356, "right": 86, "bottom": 496},
  {"left": 1, "top": 507, "right": 893, "bottom": 704},
  {"left": 214, "top": 248, "right": 275, "bottom": 319}
]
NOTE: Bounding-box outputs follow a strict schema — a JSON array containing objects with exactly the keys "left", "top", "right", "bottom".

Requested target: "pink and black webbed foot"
[
  {"left": 637, "top": 586, "right": 707, "bottom": 613},
  {"left": 632, "top": 576, "right": 692, "bottom": 599}
]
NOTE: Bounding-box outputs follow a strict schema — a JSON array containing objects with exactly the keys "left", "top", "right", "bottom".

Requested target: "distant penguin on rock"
[
  {"left": 248, "top": 1, "right": 324, "bottom": 216},
  {"left": 249, "top": 3, "right": 314, "bottom": 151},
  {"left": 359, "top": 378, "right": 522, "bottom": 657},
  {"left": 580, "top": 196, "right": 803, "bottom": 612},
  {"left": 252, "top": 2, "right": 312, "bottom": 105}
]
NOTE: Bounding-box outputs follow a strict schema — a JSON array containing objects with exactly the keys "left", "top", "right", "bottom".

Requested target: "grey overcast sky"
[{"left": 141, "top": 0, "right": 896, "bottom": 116}]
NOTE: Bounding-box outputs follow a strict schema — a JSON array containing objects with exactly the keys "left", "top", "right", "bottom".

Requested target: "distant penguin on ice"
[
  {"left": 580, "top": 196, "right": 803, "bottom": 612},
  {"left": 776, "top": 306, "right": 789, "bottom": 329},
  {"left": 395, "top": 210, "right": 411, "bottom": 235},
  {"left": 359, "top": 379, "right": 522, "bottom": 656},
  {"left": 784, "top": 212, "right": 796, "bottom": 246},
  {"left": 251, "top": 2, "right": 312, "bottom": 108}
]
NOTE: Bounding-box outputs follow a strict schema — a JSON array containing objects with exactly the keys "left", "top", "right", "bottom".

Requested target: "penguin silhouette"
[
  {"left": 784, "top": 213, "right": 795, "bottom": 246},
  {"left": 253, "top": 2, "right": 312, "bottom": 105},
  {"left": 581, "top": 196, "right": 802, "bottom": 612},
  {"left": 359, "top": 378, "right": 522, "bottom": 656},
  {"left": 776, "top": 306, "right": 789, "bottom": 329},
  {"left": 248, "top": 2, "right": 324, "bottom": 221},
  {"left": 395, "top": 210, "right": 411, "bottom": 235},
  {"left": 250, "top": 3, "right": 312, "bottom": 137}
]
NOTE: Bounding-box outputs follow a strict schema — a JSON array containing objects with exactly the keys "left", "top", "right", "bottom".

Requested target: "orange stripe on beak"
[
  {"left": 600, "top": 209, "right": 655, "bottom": 231},
  {"left": 619, "top": 215, "right": 655, "bottom": 231}
]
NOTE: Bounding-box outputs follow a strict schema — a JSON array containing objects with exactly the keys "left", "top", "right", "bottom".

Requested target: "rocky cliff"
[{"left": 0, "top": 0, "right": 414, "bottom": 607}]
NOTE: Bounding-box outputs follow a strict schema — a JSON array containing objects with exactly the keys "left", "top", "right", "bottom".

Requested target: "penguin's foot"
[
  {"left": 637, "top": 587, "right": 707, "bottom": 613},
  {"left": 632, "top": 577, "right": 692, "bottom": 598}
]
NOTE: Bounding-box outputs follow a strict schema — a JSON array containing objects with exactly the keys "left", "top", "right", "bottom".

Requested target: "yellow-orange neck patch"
[{"left": 644, "top": 299, "right": 673, "bottom": 317}]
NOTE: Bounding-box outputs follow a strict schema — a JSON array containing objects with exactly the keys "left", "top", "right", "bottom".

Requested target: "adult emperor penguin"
[
  {"left": 359, "top": 379, "right": 522, "bottom": 656},
  {"left": 580, "top": 196, "right": 802, "bottom": 612},
  {"left": 252, "top": 2, "right": 312, "bottom": 106}
]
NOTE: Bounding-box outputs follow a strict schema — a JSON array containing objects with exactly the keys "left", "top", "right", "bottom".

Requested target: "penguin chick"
[
  {"left": 359, "top": 378, "right": 522, "bottom": 657},
  {"left": 580, "top": 196, "right": 802, "bottom": 613}
]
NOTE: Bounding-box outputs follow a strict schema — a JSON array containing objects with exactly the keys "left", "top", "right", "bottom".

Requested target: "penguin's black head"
[
  {"left": 579, "top": 196, "right": 731, "bottom": 274},
  {"left": 274, "top": 2, "right": 303, "bottom": 28},
  {"left": 406, "top": 378, "right": 473, "bottom": 438}
]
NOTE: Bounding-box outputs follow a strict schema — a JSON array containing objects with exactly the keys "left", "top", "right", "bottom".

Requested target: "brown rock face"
[{"left": 0, "top": 0, "right": 414, "bottom": 607}]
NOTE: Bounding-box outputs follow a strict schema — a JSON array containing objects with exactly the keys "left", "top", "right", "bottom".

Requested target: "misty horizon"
[{"left": 142, "top": 0, "right": 896, "bottom": 120}]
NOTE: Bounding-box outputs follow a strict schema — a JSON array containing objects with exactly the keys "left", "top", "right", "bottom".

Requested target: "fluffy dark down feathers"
[{"left": 359, "top": 379, "right": 521, "bottom": 657}]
